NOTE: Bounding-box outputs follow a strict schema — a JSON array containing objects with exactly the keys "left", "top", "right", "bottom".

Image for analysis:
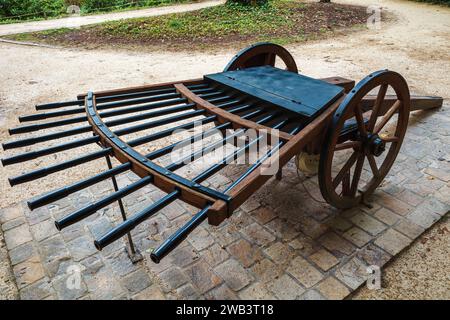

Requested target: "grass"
[{"left": 5, "top": 1, "right": 370, "bottom": 50}]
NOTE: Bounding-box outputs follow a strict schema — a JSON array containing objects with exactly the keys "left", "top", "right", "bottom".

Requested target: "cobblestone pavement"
[{"left": 1, "top": 102, "right": 448, "bottom": 300}]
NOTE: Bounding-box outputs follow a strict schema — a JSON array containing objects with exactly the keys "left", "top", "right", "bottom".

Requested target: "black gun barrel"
[{"left": 150, "top": 122, "right": 301, "bottom": 263}]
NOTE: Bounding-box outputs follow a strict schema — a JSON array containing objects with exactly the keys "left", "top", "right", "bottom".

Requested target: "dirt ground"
[{"left": 0, "top": 0, "right": 449, "bottom": 299}]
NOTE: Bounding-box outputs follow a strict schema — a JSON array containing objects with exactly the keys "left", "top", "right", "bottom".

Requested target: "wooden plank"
[
  {"left": 175, "top": 83, "right": 294, "bottom": 142},
  {"left": 361, "top": 95, "right": 443, "bottom": 113},
  {"left": 318, "top": 77, "right": 355, "bottom": 93}
]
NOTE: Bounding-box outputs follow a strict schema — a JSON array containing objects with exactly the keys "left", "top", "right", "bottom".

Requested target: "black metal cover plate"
[{"left": 205, "top": 66, "right": 344, "bottom": 119}]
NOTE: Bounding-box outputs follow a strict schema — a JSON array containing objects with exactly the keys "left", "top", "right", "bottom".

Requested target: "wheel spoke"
[
  {"left": 381, "top": 136, "right": 399, "bottom": 143},
  {"left": 374, "top": 100, "right": 401, "bottom": 134},
  {"left": 367, "top": 154, "right": 380, "bottom": 177},
  {"left": 368, "top": 84, "right": 388, "bottom": 131},
  {"left": 333, "top": 151, "right": 359, "bottom": 189},
  {"left": 350, "top": 154, "right": 365, "bottom": 196},
  {"left": 342, "top": 170, "right": 351, "bottom": 196},
  {"left": 335, "top": 141, "right": 361, "bottom": 151},
  {"left": 354, "top": 105, "right": 367, "bottom": 136}
]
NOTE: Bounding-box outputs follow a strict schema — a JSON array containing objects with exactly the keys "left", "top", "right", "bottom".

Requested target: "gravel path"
[
  {"left": 0, "top": 0, "right": 448, "bottom": 300},
  {"left": 0, "top": 0, "right": 224, "bottom": 36}
]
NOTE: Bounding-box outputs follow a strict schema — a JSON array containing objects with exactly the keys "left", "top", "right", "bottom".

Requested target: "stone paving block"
[
  {"left": 263, "top": 242, "right": 294, "bottom": 265},
  {"left": 105, "top": 249, "right": 139, "bottom": 277},
  {"left": 250, "top": 259, "right": 282, "bottom": 283},
  {"left": 2, "top": 216, "right": 26, "bottom": 232},
  {"left": 80, "top": 254, "right": 104, "bottom": 275},
  {"left": 20, "top": 278, "right": 55, "bottom": 300},
  {"left": 424, "top": 166, "right": 450, "bottom": 182},
  {"left": 158, "top": 267, "right": 189, "bottom": 292},
  {"left": 435, "top": 184, "right": 450, "bottom": 205},
  {"left": 159, "top": 201, "right": 186, "bottom": 221},
  {"left": 327, "top": 216, "right": 353, "bottom": 233},
  {"left": 296, "top": 216, "right": 329, "bottom": 239},
  {"left": 241, "top": 222, "right": 276, "bottom": 246},
  {"left": 45, "top": 257, "right": 75, "bottom": 279},
  {"left": 228, "top": 209, "right": 252, "bottom": 229},
  {"left": 132, "top": 285, "right": 165, "bottom": 300},
  {"left": 402, "top": 178, "right": 444, "bottom": 197},
  {"left": 355, "top": 244, "right": 391, "bottom": 267},
  {"left": 318, "top": 232, "right": 356, "bottom": 257},
  {"left": 373, "top": 208, "right": 401, "bottom": 226},
  {"left": 240, "top": 196, "right": 261, "bottom": 213},
  {"left": 86, "top": 215, "right": 113, "bottom": 238},
  {"left": 200, "top": 243, "right": 229, "bottom": 267},
  {"left": 60, "top": 223, "right": 85, "bottom": 242},
  {"left": 9, "top": 241, "right": 38, "bottom": 266},
  {"left": 288, "top": 234, "right": 318, "bottom": 257},
  {"left": 4, "top": 224, "right": 33, "bottom": 250},
  {"left": 250, "top": 207, "right": 277, "bottom": 225},
  {"left": 415, "top": 197, "right": 450, "bottom": 217},
  {"left": 350, "top": 212, "right": 386, "bottom": 236},
  {"left": 287, "top": 256, "right": 324, "bottom": 288},
  {"left": 238, "top": 282, "right": 274, "bottom": 300},
  {"left": 375, "top": 192, "right": 413, "bottom": 216},
  {"left": 30, "top": 219, "right": 58, "bottom": 242},
  {"left": 268, "top": 274, "right": 305, "bottom": 299},
  {"left": 169, "top": 243, "right": 199, "bottom": 268},
  {"left": 343, "top": 227, "right": 372, "bottom": 248},
  {"left": 52, "top": 274, "right": 87, "bottom": 300},
  {"left": 188, "top": 227, "right": 215, "bottom": 251},
  {"left": 0, "top": 205, "right": 23, "bottom": 224},
  {"left": 407, "top": 208, "right": 441, "bottom": 229},
  {"left": 395, "top": 190, "right": 424, "bottom": 207},
  {"left": 214, "top": 259, "right": 252, "bottom": 291},
  {"left": 374, "top": 229, "right": 412, "bottom": 255},
  {"left": 309, "top": 249, "right": 339, "bottom": 271},
  {"left": 212, "top": 224, "right": 241, "bottom": 247},
  {"left": 316, "top": 277, "right": 350, "bottom": 300},
  {"left": 204, "top": 284, "right": 238, "bottom": 300},
  {"left": 184, "top": 260, "right": 222, "bottom": 294},
  {"left": 264, "top": 218, "right": 299, "bottom": 241},
  {"left": 300, "top": 289, "right": 326, "bottom": 300},
  {"left": 176, "top": 284, "right": 200, "bottom": 300},
  {"left": 39, "top": 235, "right": 71, "bottom": 265},
  {"left": 226, "top": 238, "right": 263, "bottom": 268},
  {"left": 13, "top": 259, "right": 45, "bottom": 289},
  {"left": 334, "top": 257, "right": 368, "bottom": 290},
  {"left": 121, "top": 269, "right": 152, "bottom": 294},
  {"left": 67, "top": 235, "right": 97, "bottom": 262},
  {"left": 83, "top": 266, "right": 126, "bottom": 300},
  {"left": 394, "top": 219, "right": 425, "bottom": 239}
]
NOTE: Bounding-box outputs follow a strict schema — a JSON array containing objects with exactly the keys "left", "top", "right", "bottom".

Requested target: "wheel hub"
[{"left": 367, "top": 133, "right": 386, "bottom": 157}]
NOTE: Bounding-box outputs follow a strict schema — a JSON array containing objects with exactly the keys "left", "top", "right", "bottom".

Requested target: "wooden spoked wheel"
[
  {"left": 224, "top": 42, "right": 298, "bottom": 73},
  {"left": 318, "top": 70, "right": 410, "bottom": 209}
]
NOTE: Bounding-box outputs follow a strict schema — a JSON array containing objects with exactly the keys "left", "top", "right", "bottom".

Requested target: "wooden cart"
[{"left": 1, "top": 43, "right": 442, "bottom": 263}]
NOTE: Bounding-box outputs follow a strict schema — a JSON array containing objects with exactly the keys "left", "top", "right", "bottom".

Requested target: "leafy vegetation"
[
  {"left": 0, "top": 0, "right": 191, "bottom": 22},
  {"left": 412, "top": 0, "right": 450, "bottom": 6}
]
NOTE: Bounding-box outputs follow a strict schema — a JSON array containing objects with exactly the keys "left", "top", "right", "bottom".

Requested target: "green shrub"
[
  {"left": 0, "top": 0, "right": 66, "bottom": 18},
  {"left": 0, "top": 0, "right": 185, "bottom": 20}
]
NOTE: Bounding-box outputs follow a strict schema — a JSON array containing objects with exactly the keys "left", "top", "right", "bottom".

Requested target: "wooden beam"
[{"left": 175, "top": 83, "right": 293, "bottom": 142}]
